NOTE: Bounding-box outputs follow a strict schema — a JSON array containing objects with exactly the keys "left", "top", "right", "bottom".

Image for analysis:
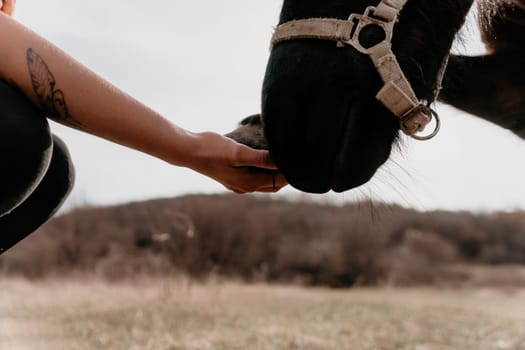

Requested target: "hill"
[{"left": 3, "top": 194, "right": 525, "bottom": 287}]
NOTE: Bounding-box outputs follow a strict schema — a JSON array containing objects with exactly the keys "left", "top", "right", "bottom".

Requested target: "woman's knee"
[
  {"left": 0, "top": 80, "right": 53, "bottom": 216},
  {"left": 49, "top": 134, "right": 76, "bottom": 203},
  {"left": 0, "top": 134, "right": 75, "bottom": 254}
]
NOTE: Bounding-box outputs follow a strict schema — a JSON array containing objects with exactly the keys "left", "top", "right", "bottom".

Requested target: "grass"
[{"left": 1, "top": 278, "right": 525, "bottom": 350}]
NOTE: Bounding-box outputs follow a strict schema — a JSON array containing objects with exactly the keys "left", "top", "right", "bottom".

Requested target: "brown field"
[{"left": 1, "top": 278, "right": 525, "bottom": 350}]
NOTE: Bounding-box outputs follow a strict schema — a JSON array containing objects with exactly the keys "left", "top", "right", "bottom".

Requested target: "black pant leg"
[
  {"left": 0, "top": 79, "right": 53, "bottom": 216},
  {"left": 0, "top": 135, "right": 75, "bottom": 254}
]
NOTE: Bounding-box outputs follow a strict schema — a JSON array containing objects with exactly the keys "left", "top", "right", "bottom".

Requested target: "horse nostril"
[{"left": 358, "top": 24, "right": 386, "bottom": 49}]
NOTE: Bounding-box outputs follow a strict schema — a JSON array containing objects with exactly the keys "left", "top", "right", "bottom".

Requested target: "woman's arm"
[{"left": 0, "top": 13, "right": 286, "bottom": 193}]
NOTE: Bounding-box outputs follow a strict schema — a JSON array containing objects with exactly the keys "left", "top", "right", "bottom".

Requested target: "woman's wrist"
[{"left": 160, "top": 128, "right": 210, "bottom": 170}]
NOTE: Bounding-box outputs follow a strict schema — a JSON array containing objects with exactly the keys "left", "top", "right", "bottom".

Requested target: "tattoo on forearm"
[{"left": 26, "top": 48, "right": 87, "bottom": 131}]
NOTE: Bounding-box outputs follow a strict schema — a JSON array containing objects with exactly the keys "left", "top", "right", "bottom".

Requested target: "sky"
[{"left": 12, "top": 1, "right": 525, "bottom": 212}]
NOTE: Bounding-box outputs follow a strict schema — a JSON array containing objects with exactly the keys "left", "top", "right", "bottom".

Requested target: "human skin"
[
  {"left": 0, "top": 9, "right": 286, "bottom": 194},
  {"left": 0, "top": 0, "right": 15, "bottom": 16}
]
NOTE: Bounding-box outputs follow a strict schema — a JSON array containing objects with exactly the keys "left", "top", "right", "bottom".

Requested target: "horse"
[{"left": 227, "top": 0, "right": 525, "bottom": 193}]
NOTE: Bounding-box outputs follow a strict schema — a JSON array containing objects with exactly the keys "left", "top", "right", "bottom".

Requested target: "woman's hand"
[
  {"left": 0, "top": 0, "right": 16, "bottom": 16},
  {"left": 184, "top": 132, "right": 287, "bottom": 194}
]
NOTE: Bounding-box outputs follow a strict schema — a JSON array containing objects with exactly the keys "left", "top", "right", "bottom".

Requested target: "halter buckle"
[
  {"left": 343, "top": 6, "right": 395, "bottom": 54},
  {"left": 400, "top": 105, "right": 441, "bottom": 141}
]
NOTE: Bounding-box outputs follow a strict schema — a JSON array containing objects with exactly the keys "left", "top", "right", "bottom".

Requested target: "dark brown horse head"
[{"left": 260, "top": 0, "right": 474, "bottom": 193}]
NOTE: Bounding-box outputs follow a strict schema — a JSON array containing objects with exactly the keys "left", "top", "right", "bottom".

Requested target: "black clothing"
[{"left": 0, "top": 80, "right": 74, "bottom": 254}]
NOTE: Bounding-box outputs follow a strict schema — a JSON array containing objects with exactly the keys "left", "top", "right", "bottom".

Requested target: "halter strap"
[{"left": 271, "top": 0, "right": 443, "bottom": 141}]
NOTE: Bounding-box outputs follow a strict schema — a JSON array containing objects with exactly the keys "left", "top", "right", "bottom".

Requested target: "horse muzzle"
[{"left": 261, "top": 46, "right": 399, "bottom": 193}]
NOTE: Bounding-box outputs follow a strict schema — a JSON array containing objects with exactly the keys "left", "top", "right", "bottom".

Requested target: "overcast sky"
[{"left": 13, "top": 1, "right": 525, "bottom": 212}]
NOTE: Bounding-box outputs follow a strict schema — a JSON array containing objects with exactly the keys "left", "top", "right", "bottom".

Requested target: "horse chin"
[
  {"left": 262, "top": 61, "right": 398, "bottom": 193},
  {"left": 264, "top": 106, "right": 396, "bottom": 194},
  {"left": 330, "top": 108, "right": 396, "bottom": 193}
]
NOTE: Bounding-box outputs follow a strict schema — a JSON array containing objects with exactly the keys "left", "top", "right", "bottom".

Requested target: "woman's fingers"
[
  {"left": 234, "top": 145, "right": 278, "bottom": 170},
  {"left": 229, "top": 171, "right": 287, "bottom": 194},
  {"left": 1, "top": 0, "right": 16, "bottom": 16},
  {"left": 228, "top": 140, "right": 288, "bottom": 192},
  {"left": 251, "top": 171, "right": 287, "bottom": 193}
]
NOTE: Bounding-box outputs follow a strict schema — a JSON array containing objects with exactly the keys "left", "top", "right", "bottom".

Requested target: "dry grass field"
[{"left": 1, "top": 278, "right": 525, "bottom": 350}]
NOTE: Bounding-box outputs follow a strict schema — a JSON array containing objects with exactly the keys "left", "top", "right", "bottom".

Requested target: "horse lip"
[
  {"left": 264, "top": 102, "right": 394, "bottom": 194},
  {"left": 288, "top": 181, "right": 332, "bottom": 194},
  {"left": 329, "top": 102, "right": 396, "bottom": 193}
]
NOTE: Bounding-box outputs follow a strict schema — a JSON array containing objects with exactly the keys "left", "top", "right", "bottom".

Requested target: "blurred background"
[{"left": 3, "top": 2, "right": 525, "bottom": 349}]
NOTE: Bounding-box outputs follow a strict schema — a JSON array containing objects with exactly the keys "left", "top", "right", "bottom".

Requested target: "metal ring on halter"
[{"left": 410, "top": 108, "right": 441, "bottom": 141}]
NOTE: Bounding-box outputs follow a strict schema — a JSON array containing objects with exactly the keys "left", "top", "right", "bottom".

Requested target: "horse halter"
[{"left": 271, "top": 0, "right": 447, "bottom": 141}]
